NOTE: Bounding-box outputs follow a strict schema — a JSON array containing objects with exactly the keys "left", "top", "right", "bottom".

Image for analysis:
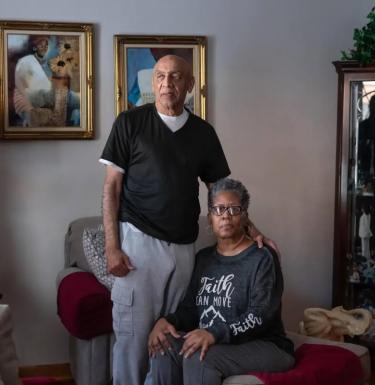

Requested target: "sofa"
[{"left": 56, "top": 216, "right": 372, "bottom": 385}]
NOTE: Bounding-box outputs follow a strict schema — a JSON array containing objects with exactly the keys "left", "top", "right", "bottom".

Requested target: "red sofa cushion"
[
  {"left": 57, "top": 272, "right": 113, "bottom": 339},
  {"left": 249, "top": 343, "right": 363, "bottom": 385}
]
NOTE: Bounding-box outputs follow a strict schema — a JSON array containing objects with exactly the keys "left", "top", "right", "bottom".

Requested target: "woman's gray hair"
[{"left": 208, "top": 178, "right": 250, "bottom": 211}]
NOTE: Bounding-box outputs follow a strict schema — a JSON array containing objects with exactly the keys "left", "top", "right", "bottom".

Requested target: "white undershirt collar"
[{"left": 157, "top": 109, "right": 189, "bottom": 132}]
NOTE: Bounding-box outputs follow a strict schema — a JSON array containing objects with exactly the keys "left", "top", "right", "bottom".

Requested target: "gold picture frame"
[
  {"left": 0, "top": 20, "right": 94, "bottom": 139},
  {"left": 114, "top": 34, "right": 207, "bottom": 119}
]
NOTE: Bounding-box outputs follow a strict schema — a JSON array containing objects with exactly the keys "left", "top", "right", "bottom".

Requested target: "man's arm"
[{"left": 102, "top": 165, "right": 134, "bottom": 276}]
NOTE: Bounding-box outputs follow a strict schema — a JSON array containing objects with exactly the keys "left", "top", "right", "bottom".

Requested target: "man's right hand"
[{"left": 106, "top": 248, "right": 135, "bottom": 277}]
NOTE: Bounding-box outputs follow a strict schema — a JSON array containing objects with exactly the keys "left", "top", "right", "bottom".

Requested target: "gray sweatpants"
[
  {"left": 111, "top": 222, "right": 196, "bottom": 385},
  {"left": 152, "top": 334, "right": 295, "bottom": 385}
]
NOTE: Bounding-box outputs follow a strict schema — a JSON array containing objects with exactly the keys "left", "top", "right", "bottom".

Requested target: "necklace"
[{"left": 216, "top": 233, "right": 250, "bottom": 256}]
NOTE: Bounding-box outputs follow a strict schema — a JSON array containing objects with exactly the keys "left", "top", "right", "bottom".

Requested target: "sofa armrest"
[
  {"left": 57, "top": 271, "right": 113, "bottom": 339},
  {"left": 56, "top": 267, "right": 86, "bottom": 288},
  {"left": 0, "top": 305, "right": 22, "bottom": 385}
]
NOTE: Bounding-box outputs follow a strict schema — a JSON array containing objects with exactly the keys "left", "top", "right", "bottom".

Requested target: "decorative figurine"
[
  {"left": 359, "top": 206, "right": 372, "bottom": 259},
  {"left": 349, "top": 262, "right": 361, "bottom": 283}
]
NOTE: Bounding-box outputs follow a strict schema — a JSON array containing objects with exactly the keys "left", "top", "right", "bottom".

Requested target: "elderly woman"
[{"left": 148, "top": 178, "right": 295, "bottom": 385}]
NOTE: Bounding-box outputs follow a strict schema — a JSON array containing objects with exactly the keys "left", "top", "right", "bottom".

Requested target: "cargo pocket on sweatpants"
[{"left": 111, "top": 285, "right": 134, "bottom": 336}]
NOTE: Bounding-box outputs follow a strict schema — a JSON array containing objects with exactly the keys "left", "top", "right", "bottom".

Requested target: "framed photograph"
[
  {"left": 114, "top": 35, "right": 207, "bottom": 119},
  {"left": 0, "top": 21, "right": 94, "bottom": 139}
]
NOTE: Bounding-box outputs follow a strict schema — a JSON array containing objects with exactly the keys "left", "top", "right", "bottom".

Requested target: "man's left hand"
[
  {"left": 180, "top": 329, "right": 215, "bottom": 361},
  {"left": 246, "top": 220, "right": 281, "bottom": 258}
]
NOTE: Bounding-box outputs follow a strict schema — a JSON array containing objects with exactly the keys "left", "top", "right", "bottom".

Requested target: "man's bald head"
[
  {"left": 152, "top": 54, "right": 195, "bottom": 116},
  {"left": 154, "top": 54, "right": 193, "bottom": 78}
]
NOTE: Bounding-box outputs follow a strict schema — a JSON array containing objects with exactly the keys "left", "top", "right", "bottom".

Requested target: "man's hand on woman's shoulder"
[{"left": 246, "top": 218, "right": 281, "bottom": 258}]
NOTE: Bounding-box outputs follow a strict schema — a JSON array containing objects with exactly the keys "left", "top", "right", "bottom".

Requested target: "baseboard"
[{"left": 19, "top": 362, "right": 73, "bottom": 381}]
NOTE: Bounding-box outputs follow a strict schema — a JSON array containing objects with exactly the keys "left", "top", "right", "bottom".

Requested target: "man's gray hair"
[{"left": 208, "top": 178, "right": 250, "bottom": 211}]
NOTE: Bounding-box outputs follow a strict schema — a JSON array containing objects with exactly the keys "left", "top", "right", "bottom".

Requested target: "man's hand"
[
  {"left": 245, "top": 218, "right": 281, "bottom": 258},
  {"left": 180, "top": 329, "right": 215, "bottom": 361},
  {"left": 261, "top": 237, "right": 281, "bottom": 258},
  {"left": 148, "top": 318, "right": 180, "bottom": 358},
  {"left": 106, "top": 248, "right": 135, "bottom": 277}
]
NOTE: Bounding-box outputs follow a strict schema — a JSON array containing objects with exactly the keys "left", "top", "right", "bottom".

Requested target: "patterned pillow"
[{"left": 82, "top": 225, "right": 115, "bottom": 290}]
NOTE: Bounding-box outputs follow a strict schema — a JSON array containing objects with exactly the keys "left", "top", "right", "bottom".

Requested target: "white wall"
[{"left": 0, "top": 0, "right": 373, "bottom": 365}]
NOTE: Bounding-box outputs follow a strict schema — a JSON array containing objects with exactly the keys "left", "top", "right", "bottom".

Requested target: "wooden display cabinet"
[{"left": 333, "top": 61, "right": 375, "bottom": 364}]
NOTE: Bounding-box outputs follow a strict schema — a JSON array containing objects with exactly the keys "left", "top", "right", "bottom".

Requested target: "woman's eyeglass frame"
[{"left": 210, "top": 205, "right": 243, "bottom": 216}]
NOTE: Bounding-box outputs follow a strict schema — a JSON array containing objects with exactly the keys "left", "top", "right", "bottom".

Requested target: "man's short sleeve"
[
  {"left": 100, "top": 113, "right": 131, "bottom": 171},
  {"left": 199, "top": 125, "right": 231, "bottom": 183}
]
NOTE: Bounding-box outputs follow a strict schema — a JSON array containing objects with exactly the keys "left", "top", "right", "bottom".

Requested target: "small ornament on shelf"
[{"left": 349, "top": 262, "right": 361, "bottom": 283}]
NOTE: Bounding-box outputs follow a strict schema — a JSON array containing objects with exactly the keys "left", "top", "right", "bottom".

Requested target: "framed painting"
[
  {"left": 0, "top": 21, "right": 94, "bottom": 139},
  {"left": 114, "top": 35, "right": 207, "bottom": 119}
]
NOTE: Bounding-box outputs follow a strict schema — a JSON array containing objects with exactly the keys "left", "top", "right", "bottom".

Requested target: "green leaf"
[
  {"left": 341, "top": 51, "right": 350, "bottom": 60},
  {"left": 339, "top": 8, "right": 375, "bottom": 63}
]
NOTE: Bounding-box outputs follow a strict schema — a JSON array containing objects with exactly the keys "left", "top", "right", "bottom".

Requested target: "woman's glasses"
[{"left": 210, "top": 205, "right": 242, "bottom": 216}]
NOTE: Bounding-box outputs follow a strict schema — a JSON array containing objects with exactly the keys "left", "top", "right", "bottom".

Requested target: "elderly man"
[{"left": 100, "top": 55, "right": 268, "bottom": 385}]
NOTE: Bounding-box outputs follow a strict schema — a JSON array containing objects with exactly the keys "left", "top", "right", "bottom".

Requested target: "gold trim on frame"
[
  {"left": 0, "top": 20, "right": 94, "bottom": 139},
  {"left": 114, "top": 34, "right": 207, "bottom": 119}
]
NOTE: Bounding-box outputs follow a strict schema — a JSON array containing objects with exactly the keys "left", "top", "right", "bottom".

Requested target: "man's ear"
[
  {"left": 188, "top": 76, "right": 195, "bottom": 93},
  {"left": 241, "top": 211, "right": 249, "bottom": 222}
]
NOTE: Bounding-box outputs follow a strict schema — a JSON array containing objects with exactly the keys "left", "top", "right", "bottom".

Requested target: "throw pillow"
[{"left": 82, "top": 226, "right": 115, "bottom": 290}]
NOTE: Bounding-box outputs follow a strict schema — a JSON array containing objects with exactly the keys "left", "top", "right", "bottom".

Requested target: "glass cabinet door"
[{"left": 346, "top": 80, "right": 375, "bottom": 313}]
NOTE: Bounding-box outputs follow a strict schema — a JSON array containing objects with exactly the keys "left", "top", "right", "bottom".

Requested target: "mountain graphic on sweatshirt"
[{"left": 199, "top": 305, "right": 226, "bottom": 328}]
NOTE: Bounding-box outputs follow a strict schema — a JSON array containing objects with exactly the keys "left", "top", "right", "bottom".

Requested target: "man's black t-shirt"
[{"left": 101, "top": 104, "right": 230, "bottom": 244}]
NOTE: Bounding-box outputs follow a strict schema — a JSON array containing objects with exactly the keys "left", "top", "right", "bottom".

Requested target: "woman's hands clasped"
[
  {"left": 148, "top": 318, "right": 180, "bottom": 358},
  {"left": 148, "top": 318, "right": 215, "bottom": 361},
  {"left": 180, "top": 329, "right": 215, "bottom": 361}
]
